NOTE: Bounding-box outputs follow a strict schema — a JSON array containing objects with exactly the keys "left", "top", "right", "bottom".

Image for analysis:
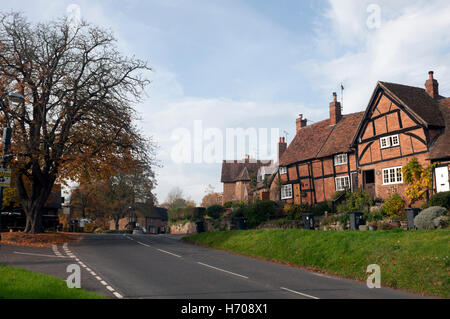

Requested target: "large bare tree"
[{"left": 0, "top": 12, "right": 152, "bottom": 233}]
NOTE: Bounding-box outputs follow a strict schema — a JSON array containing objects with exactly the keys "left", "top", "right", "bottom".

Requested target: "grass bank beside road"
[
  {"left": 0, "top": 265, "right": 104, "bottom": 299},
  {"left": 184, "top": 229, "right": 450, "bottom": 298}
]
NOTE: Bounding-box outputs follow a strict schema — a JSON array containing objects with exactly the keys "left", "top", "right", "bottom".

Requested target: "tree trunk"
[
  {"left": 114, "top": 216, "right": 120, "bottom": 231},
  {"left": 24, "top": 207, "right": 43, "bottom": 234},
  {"left": 16, "top": 173, "right": 56, "bottom": 234}
]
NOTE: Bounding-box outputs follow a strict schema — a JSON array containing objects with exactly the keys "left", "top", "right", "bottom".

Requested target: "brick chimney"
[
  {"left": 425, "top": 71, "right": 439, "bottom": 99},
  {"left": 329, "top": 92, "right": 342, "bottom": 125},
  {"left": 296, "top": 114, "right": 307, "bottom": 132},
  {"left": 278, "top": 137, "right": 287, "bottom": 162}
]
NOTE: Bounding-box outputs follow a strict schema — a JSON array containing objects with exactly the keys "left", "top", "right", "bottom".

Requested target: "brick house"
[
  {"left": 277, "top": 71, "right": 449, "bottom": 205},
  {"left": 278, "top": 95, "right": 364, "bottom": 205},
  {"left": 221, "top": 156, "right": 273, "bottom": 204},
  {"left": 109, "top": 205, "right": 168, "bottom": 233},
  {"left": 353, "top": 71, "right": 450, "bottom": 200}
]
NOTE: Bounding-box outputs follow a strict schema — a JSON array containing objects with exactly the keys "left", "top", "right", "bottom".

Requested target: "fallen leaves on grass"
[{"left": 0, "top": 232, "right": 80, "bottom": 247}]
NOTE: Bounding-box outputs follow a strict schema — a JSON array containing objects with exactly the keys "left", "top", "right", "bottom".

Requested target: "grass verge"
[
  {"left": 0, "top": 265, "right": 104, "bottom": 299},
  {"left": 184, "top": 229, "right": 450, "bottom": 298}
]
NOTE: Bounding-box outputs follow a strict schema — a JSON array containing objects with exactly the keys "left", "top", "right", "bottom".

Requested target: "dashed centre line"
[
  {"left": 280, "top": 287, "right": 320, "bottom": 299},
  {"left": 197, "top": 262, "right": 249, "bottom": 279},
  {"left": 61, "top": 243, "right": 123, "bottom": 299}
]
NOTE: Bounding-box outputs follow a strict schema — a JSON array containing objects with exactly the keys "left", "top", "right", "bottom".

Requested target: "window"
[
  {"left": 335, "top": 176, "right": 350, "bottom": 191},
  {"left": 334, "top": 153, "right": 348, "bottom": 166},
  {"left": 380, "top": 134, "right": 400, "bottom": 149},
  {"left": 382, "top": 166, "right": 403, "bottom": 185},
  {"left": 281, "top": 184, "right": 293, "bottom": 199},
  {"left": 279, "top": 167, "right": 287, "bottom": 175}
]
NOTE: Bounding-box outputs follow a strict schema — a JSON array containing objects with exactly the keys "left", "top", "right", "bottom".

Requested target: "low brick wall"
[
  {"left": 204, "top": 218, "right": 232, "bottom": 232},
  {"left": 169, "top": 222, "right": 197, "bottom": 234}
]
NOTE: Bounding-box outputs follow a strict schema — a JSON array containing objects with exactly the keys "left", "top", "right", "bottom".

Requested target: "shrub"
[
  {"left": 414, "top": 206, "right": 448, "bottom": 230},
  {"left": 312, "top": 201, "right": 332, "bottom": 216},
  {"left": 205, "top": 205, "right": 225, "bottom": 219},
  {"left": 383, "top": 194, "right": 405, "bottom": 219},
  {"left": 168, "top": 207, "right": 206, "bottom": 223},
  {"left": 244, "top": 200, "right": 277, "bottom": 228},
  {"left": 331, "top": 190, "right": 346, "bottom": 201},
  {"left": 283, "top": 204, "right": 310, "bottom": 221},
  {"left": 425, "top": 191, "right": 450, "bottom": 209},
  {"left": 223, "top": 202, "right": 233, "bottom": 208},
  {"left": 364, "top": 206, "right": 385, "bottom": 222},
  {"left": 336, "top": 189, "right": 374, "bottom": 215}
]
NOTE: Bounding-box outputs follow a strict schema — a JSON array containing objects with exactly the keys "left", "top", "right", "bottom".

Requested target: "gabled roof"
[
  {"left": 379, "top": 81, "right": 445, "bottom": 127},
  {"left": 279, "top": 112, "right": 364, "bottom": 166},
  {"left": 221, "top": 159, "right": 272, "bottom": 183},
  {"left": 430, "top": 98, "right": 450, "bottom": 160},
  {"left": 317, "top": 112, "right": 365, "bottom": 158}
]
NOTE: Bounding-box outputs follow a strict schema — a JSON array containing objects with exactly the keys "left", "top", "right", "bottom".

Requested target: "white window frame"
[
  {"left": 382, "top": 166, "right": 403, "bottom": 185},
  {"left": 380, "top": 134, "right": 400, "bottom": 149},
  {"left": 281, "top": 184, "right": 293, "bottom": 200},
  {"left": 335, "top": 176, "right": 350, "bottom": 191},
  {"left": 279, "top": 167, "right": 287, "bottom": 175},
  {"left": 334, "top": 153, "right": 348, "bottom": 166}
]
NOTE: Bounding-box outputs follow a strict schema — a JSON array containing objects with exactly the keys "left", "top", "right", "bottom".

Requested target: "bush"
[
  {"left": 283, "top": 204, "right": 310, "bottom": 220},
  {"left": 223, "top": 201, "right": 233, "bottom": 208},
  {"left": 244, "top": 200, "right": 277, "bottom": 228},
  {"left": 312, "top": 201, "right": 332, "bottom": 216},
  {"left": 383, "top": 194, "right": 405, "bottom": 220},
  {"left": 205, "top": 205, "right": 225, "bottom": 219},
  {"left": 168, "top": 207, "right": 206, "bottom": 223},
  {"left": 331, "top": 190, "right": 346, "bottom": 201},
  {"left": 425, "top": 191, "right": 450, "bottom": 209},
  {"left": 336, "top": 189, "right": 374, "bottom": 215},
  {"left": 414, "top": 206, "right": 448, "bottom": 230}
]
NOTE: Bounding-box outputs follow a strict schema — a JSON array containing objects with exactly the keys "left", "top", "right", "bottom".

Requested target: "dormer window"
[
  {"left": 380, "top": 134, "right": 400, "bottom": 149},
  {"left": 279, "top": 167, "right": 287, "bottom": 175},
  {"left": 334, "top": 153, "right": 348, "bottom": 166}
]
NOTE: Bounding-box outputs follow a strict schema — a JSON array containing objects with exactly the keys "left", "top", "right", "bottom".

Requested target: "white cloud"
[{"left": 306, "top": 0, "right": 450, "bottom": 113}]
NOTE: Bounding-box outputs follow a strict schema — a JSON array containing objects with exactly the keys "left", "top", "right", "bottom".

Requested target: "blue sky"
[{"left": 6, "top": 0, "right": 450, "bottom": 204}]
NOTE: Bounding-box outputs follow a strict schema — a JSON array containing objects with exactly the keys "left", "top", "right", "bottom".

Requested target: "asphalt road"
[{"left": 49, "top": 233, "right": 423, "bottom": 299}]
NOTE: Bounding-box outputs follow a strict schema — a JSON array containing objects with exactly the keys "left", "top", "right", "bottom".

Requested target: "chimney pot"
[
  {"left": 296, "top": 114, "right": 307, "bottom": 132},
  {"left": 425, "top": 71, "right": 439, "bottom": 99},
  {"left": 329, "top": 92, "right": 342, "bottom": 125}
]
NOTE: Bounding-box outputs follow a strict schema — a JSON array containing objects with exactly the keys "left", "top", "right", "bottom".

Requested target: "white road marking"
[
  {"left": 63, "top": 242, "right": 123, "bottom": 299},
  {"left": 197, "top": 262, "right": 248, "bottom": 279},
  {"left": 157, "top": 249, "right": 182, "bottom": 258},
  {"left": 137, "top": 241, "right": 151, "bottom": 247},
  {"left": 312, "top": 272, "right": 336, "bottom": 280},
  {"left": 14, "top": 252, "right": 67, "bottom": 258},
  {"left": 113, "top": 292, "right": 123, "bottom": 299},
  {"left": 280, "top": 287, "right": 320, "bottom": 299}
]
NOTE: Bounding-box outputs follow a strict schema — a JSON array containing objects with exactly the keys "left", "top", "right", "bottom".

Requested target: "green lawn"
[
  {"left": 184, "top": 229, "right": 450, "bottom": 298},
  {"left": 0, "top": 265, "right": 104, "bottom": 299}
]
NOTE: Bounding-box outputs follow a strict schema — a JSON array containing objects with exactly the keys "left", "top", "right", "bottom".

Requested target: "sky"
[{"left": 4, "top": 0, "right": 450, "bottom": 204}]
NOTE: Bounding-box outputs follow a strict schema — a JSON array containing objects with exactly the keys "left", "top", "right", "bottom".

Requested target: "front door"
[
  {"left": 436, "top": 166, "right": 450, "bottom": 193},
  {"left": 363, "top": 170, "right": 376, "bottom": 198}
]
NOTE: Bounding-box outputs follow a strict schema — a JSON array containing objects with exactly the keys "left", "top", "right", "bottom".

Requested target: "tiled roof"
[
  {"left": 430, "top": 98, "right": 450, "bottom": 160},
  {"left": 317, "top": 112, "right": 365, "bottom": 158},
  {"left": 221, "top": 160, "right": 272, "bottom": 183},
  {"left": 279, "top": 112, "right": 364, "bottom": 166},
  {"left": 380, "top": 81, "right": 445, "bottom": 127}
]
